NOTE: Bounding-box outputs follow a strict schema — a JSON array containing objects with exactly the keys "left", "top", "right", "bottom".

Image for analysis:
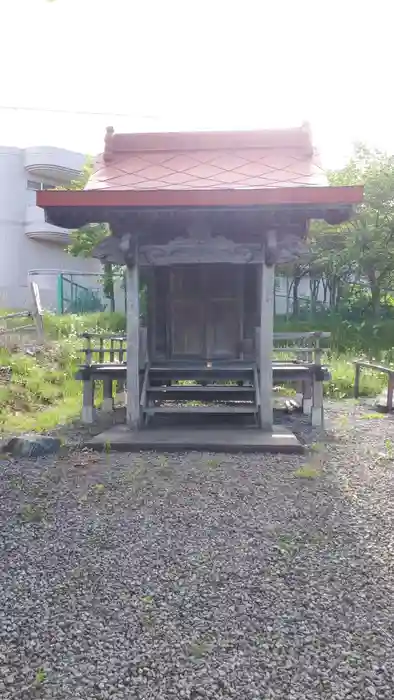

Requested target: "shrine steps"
[{"left": 141, "top": 362, "right": 259, "bottom": 424}]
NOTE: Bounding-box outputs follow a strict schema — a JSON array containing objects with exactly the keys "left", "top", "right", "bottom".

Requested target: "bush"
[
  {"left": 43, "top": 311, "right": 126, "bottom": 339},
  {"left": 275, "top": 312, "right": 394, "bottom": 361}
]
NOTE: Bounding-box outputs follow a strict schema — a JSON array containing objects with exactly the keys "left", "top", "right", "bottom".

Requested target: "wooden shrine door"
[
  {"left": 170, "top": 265, "right": 205, "bottom": 357},
  {"left": 170, "top": 265, "right": 242, "bottom": 359}
]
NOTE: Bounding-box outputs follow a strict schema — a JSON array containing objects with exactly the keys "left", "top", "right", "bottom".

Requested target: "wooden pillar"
[
  {"left": 126, "top": 245, "right": 140, "bottom": 430},
  {"left": 82, "top": 378, "right": 95, "bottom": 424},
  {"left": 302, "top": 378, "right": 313, "bottom": 415},
  {"left": 102, "top": 377, "right": 113, "bottom": 413},
  {"left": 259, "top": 230, "right": 276, "bottom": 431},
  {"left": 311, "top": 376, "right": 324, "bottom": 427},
  {"left": 311, "top": 344, "right": 324, "bottom": 428}
]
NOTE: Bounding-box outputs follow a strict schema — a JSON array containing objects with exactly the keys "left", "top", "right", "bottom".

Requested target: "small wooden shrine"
[{"left": 38, "top": 125, "right": 362, "bottom": 441}]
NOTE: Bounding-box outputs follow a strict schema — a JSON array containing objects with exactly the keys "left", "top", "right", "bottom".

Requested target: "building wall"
[
  {"left": 0, "top": 145, "right": 102, "bottom": 311},
  {"left": 274, "top": 275, "right": 327, "bottom": 316}
]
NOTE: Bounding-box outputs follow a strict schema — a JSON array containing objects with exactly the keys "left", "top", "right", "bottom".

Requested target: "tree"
[
  {"left": 287, "top": 144, "right": 394, "bottom": 319},
  {"left": 60, "top": 159, "right": 118, "bottom": 312},
  {"left": 327, "top": 145, "right": 394, "bottom": 317}
]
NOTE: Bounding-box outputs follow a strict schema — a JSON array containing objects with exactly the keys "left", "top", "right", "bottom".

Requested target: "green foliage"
[
  {"left": 329, "top": 145, "right": 394, "bottom": 315},
  {"left": 324, "top": 354, "right": 387, "bottom": 399},
  {"left": 275, "top": 312, "right": 394, "bottom": 359},
  {"left": 58, "top": 157, "right": 124, "bottom": 311},
  {"left": 62, "top": 160, "right": 111, "bottom": 259},
  {"left": 43, "top": 310, "right": 125, "bottom": 338},
  {"left": 68, "top": 224, "right": 108, "bottom": 258},
  {"left": 0, "top": 312, "right": 126, "bottom": 435},
  {"left": 279, "top": 143, "right": 394, "bottom": 319}
]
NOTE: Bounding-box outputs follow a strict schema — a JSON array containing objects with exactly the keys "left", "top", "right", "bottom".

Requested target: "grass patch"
[
  {"left": 0, "top": 308, "right": 390, "bottom": 436},
  {"left": 324, "top": 354, "right": 387, "bottom": 399},
  {"left": 361, "top": 412, "right": 386, "bottom": 420},
  {"left": 0, "top": 311, "right": 125, "bottom": 436}
]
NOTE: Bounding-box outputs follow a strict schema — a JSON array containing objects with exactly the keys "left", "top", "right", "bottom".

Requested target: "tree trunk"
[
  {"left": 335, "top": 279, "right": 343, "bottom": 310},
  {"left": 322, "top": 278, "right": 329, "bottom": 305},
  {"left": 371, "top": 284, "right": 381, "bottom": 318},
  {"left": 329, "top": 278, "right": 336, "bottom": 309},
  {"left": 309, "top": 278, "right": 320, "bottom": 317},
  {"left": 103, "top": 262, "right": 115, "bottom": 313},
  {"left": 292, "top": 276, "right": 301, "bottom": 317}
]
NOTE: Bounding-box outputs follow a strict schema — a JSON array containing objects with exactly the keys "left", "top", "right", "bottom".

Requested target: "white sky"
[{"left": 1, "top": 0, "right": 393, "bottom": 168}]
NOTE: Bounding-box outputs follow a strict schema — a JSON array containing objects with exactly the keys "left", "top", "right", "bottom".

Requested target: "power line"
[{"left": 0, "top": 104, "right": 160, "bottom": 120}]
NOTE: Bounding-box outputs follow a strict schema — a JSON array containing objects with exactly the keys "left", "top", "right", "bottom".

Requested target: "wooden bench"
[
  {"left": 354, "top": 360, "right": 394, "bottom": 412},
  {"left": 273, "top": 331, "right": 331, "bottom": 427}
]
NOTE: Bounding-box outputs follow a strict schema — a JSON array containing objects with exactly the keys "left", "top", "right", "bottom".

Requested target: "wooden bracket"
[{"left": 264, "top": 229, "right": 278, "bottom": 266}]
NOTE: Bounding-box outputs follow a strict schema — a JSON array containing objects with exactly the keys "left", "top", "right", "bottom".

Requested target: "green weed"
[
  {"left": 189, "top": 640, "right": 213, "bottom": 659},
  {"left": 294, "top": 465, "right": 321, "bottom": 479},
  {"left": 361, "top": 412, "right": 386, "bottom": 420},
  {"left": 385, "top": 438, "right": 394, "bottom": 459},
  {"left": 141, "top": 595, "right": 154, "bottom": 605},
  {"left": 205, "top": 457, "right": 222, "bottom": 467},
  {"left": 276, "top": 534, "right": 296, "bottom": 554},
  {"left": 35, "top": 668, "right": 47, "bottom": 685},
  {"left": 19, "top": 504, "right": 46, "bottom": 523}
]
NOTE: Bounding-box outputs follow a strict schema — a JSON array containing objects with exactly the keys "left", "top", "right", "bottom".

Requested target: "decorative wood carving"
[
  {"left": 276, "top": 233, "right": 308, "bottom": 263},
  {"left": 140, "top": 235, "right": 263, "bottom": 265},
  {"left": 91, "top": 237, "right": 125, "bottom": 265},
  {"left": 91, "top": 234, "right": 137, "bottom": 265},
  {"left": 119, "top": 233, "right": 138, "bottom": 265},
  {"left": 92, "top": 230, "right": 309, "bottom": 266}
]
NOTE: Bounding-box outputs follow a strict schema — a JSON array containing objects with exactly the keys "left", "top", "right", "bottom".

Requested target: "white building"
[{"left": 0, "top": 145, "right": 102, "bottom": 310}]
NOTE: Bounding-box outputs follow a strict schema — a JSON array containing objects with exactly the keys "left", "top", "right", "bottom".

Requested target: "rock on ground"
[
  {"left": 2, "top": 435, "right": 61, "bottom": 459},
  {"left": 0, "top": 401, "right": 393, "bottom": 699}
]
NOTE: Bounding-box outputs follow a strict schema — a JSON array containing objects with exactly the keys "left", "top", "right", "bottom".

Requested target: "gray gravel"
[{"left": 1, "top": 401, "right": 394, "bottom": 699}]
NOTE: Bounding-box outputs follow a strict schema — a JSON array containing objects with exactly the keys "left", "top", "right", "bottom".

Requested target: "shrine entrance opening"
[{"left": 169, "top": 264, "right": 243, "bottom": 360}]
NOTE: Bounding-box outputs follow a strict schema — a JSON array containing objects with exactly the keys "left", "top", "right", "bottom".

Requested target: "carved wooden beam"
[{"left": 91, "top": 237, "right": 127, "bottom": 265}]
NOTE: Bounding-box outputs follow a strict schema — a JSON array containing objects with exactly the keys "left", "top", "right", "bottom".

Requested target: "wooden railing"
[
  {"left": 273, "top": 331, "right": 331, "bottom": 365},
  {"left": 354, "top": 360, "right": 394, "bottom": 412},
  {"left": 79, "top": 328, "right": 148, "bottom": 368}
]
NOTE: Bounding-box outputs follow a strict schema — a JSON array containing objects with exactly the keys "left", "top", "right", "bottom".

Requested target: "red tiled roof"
[
  {"left": 87, "top": 124, "right": 328, "bottom": 192},
  {"left": 37, "top": 126, "right": 363, "bottom": 219}
]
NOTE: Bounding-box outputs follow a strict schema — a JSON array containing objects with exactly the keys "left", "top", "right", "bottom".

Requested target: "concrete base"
[{"left": 85, "top": 425, "right": 303, "bottom": 454}]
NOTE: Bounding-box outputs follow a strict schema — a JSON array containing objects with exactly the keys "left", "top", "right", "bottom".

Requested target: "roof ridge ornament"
[{"left": 103, "top": 126, "right": 115, "bottom": 163}]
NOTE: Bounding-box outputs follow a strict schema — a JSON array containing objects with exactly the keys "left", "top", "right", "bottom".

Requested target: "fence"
[
  {"left": 57, "top": 274, "right": 106, "bottom": 314},
  {"left": 27, "top": 270, "right": 126, "bottom": 315},
  {"left": 0, "top": 282, "right": 44, "bottom": 343}
]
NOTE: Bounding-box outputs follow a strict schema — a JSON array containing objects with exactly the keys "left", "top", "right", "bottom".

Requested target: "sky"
[{"left": 1, "top": 0, "right": 394, "bottom": 168}]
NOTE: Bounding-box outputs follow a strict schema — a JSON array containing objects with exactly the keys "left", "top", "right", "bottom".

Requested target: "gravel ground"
[{"left": 1, "top": 401, "right": 394, "bottom": 699}]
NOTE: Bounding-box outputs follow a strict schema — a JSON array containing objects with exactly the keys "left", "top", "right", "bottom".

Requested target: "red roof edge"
[
  {"left": 37, "top": 184, "right": 363, "bottom": 210},
  {"left": 102, "top": 124, "right": 314, "bottom": 161}
]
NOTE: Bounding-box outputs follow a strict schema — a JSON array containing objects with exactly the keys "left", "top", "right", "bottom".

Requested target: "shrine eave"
[{"left": 37, "top": 185, "right": 363, "bottom": 230}]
